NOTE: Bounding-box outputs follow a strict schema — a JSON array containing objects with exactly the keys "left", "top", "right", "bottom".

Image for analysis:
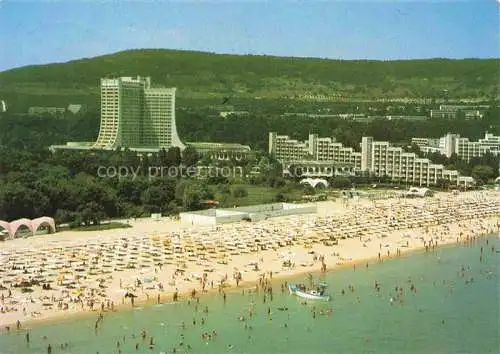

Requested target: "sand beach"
[{"left": 1, "top": 191, "right": 499, "bottom": 330}]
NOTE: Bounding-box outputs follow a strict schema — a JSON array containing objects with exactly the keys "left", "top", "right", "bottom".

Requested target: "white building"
[
  {"left": 268, "top": 132, "right": 362, "bottom": 170},
  {"left": 180, "top": 203, "right": 317, "bottom": 226},
  {"left": 67, "top": 104, "right": 86, "bottom": 115},
  {"left": 270, "top": 132, "right": 474, "bottom": 187},
  {"left": 94, "top": 76, "right": 184, "bottom": 150},
  {"left": 50, "top": 76, "right": 254, "bottom": 158},
  {"left": 430, "top": 104, "right": 488, "bottom": 120},
  {"left": 412, "top": 132, "right": 500, "bottom": 161},
  {"left": 363, "top": 140, "right": 472, "bottom": 187}
]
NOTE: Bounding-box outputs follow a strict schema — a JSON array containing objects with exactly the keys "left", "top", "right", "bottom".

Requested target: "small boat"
[{"left": 288, "top": 284, "right": 330, "bottom": 301}]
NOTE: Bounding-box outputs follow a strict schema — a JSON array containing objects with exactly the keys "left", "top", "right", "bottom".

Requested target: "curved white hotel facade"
[{"left": 94, "top": 76, "right": 185, "bottom": 150}]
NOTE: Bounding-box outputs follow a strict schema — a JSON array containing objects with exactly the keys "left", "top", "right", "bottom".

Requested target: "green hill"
[{"left": 0, "top": 49, "right": 498, "bottom": 112}]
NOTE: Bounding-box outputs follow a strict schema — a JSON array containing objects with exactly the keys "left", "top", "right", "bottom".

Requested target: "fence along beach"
[{"left": 0, "top": 191, "right": 499, "bottom": 332}]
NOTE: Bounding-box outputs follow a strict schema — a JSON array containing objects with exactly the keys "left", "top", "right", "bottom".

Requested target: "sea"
[{"left": 0, "top": 235, "right": 498, "bottom": 354}]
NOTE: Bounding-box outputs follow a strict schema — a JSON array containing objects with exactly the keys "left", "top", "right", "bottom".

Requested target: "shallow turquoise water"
[{"left": 1, "top": 236, "right": 498, "bottom": 354}]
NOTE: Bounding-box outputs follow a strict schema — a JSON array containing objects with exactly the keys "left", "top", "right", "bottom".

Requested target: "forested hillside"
[{"left": 0, "top": 49, "right": 498, "bottom": 113}]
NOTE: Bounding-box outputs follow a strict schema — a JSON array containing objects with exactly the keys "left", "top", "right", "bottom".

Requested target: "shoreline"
[
  {"left": 1, "top": 191, "right": 499, "bottom": 331},
  {"left": 6, "top": 223, "right": 499, "bottom": 331}
]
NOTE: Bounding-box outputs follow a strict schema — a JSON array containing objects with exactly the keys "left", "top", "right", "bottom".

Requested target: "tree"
[
  {"left": 200, "top": 154, "right": 212, "bottom": 166},
  {"left": 471, "top": 165, "right": 494, "bottom": 185},
  {"left": 258, "top": 157, "right": 271, "bottom": 173},
  {"left": 54, "top": 209, "right": 75, "bottom": 225},
  {"left": 183, "top": 187, "right": 203, "bottom": 211},
  {"left": 330, "top": 176, "right": 351, "bottom": 189},
  {"left": 182, "top": 146, "right": 199, "bottom": 167},
  {"left": 0, "top": 183, "right": 50, "bottom": 220},
  {"left": 264, "top": 160, "right": 285, "bottom": 188},
  {"left": 428, "top": 151, "right": 448, "bottom": 165},
  {"left": 408, "top": 143, "right": 422, "bottom": 155},
  {"left": 167, "top": 147, "right": 182, "bottom": 167},
  {"left": 217, "top": 183, "right": 231, "bottom": 195},
  {"left": 75, "top": 202, "right": 106, "bottom": 226},
  {"left": 72, "top": 173, "right": 118, "bottom": 218},
  {"left": 158, "top": 148, "right": 169, "bottom": 167},
  {"left": 141, "top": 185, "right": 175, "bottom": 214},
  {"left": 274, "top": 192, "right": 285, "bottom": 202},
  {"left": 436, "top": 178, "right": 451, "bottom": 190},
  {"left": 302, "top": 184, "right": 315, "bottom": 195},
  {"left": 180, "top": 181, "right": 213, "bottom": 211},
  {"left": 117, "top": 179, "right": 146, "bottom": 205},
  {"left": 267, "top": 176, "right": 286, "bottom": 188},
  {"left": 175, "top": 179, "right": 191, "bottom": 202},
  {"left": 232, "top": 186, "right": 248, "bottom": 198},
  {"left": 206, "top": 175, "right": 229, "bottom": 185}
]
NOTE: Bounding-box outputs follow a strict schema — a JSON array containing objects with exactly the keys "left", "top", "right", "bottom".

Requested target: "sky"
[{"left": 0, "top": 0, "right": 498, "bottom": 71}]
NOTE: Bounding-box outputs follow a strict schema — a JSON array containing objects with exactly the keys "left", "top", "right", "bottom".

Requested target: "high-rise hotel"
[
  {"left": 94, "top": 76, "right": 184, "bottom": 150},
  {"left": 49, "top": 76, "right": 252, "bottom": 159}
]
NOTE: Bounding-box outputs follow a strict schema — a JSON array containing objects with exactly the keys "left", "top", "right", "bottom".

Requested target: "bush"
[
  {"left": 217, "top": 183, "right": 231, "bottom": 194},
  {"left": 69, "top": 221, "right": 81, "bottom": 229},
  {"left": 330, "top": 176, "right": 351, "bottom": 189},
  {"left": 267, "top": 176, "right": 286, "bottom": 188},
  {"left": 232, "top": 186, "right": 248, "bottom": 198},
  {"left": 248, "top": 175, "right": 265, "bottom": 185},
  {"left": 303, "top": 185, "right": 316, "bottom": 195}
]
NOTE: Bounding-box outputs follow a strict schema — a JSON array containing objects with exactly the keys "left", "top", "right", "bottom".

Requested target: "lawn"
[{"left": 213, "top": 184, "right": 304, "bottom": 207}]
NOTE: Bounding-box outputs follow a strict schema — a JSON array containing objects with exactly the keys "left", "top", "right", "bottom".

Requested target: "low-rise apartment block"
[
  {"left": 365, "top": 141, "right": 472, "bottom": 187},
  {"left": 412, "top": 132, "right": 500, "bottom": 162},
  {"left": 269, "top": 132, "right": 362, "bottom": 169},
  {"left": 430, "top": 104, "right": 489, "bottom": 120},
  {"left": 28, "top": 106, "right": 66, "bottom": 116},
  {"left": 270, "top": 132, "right": 474, "bottom": 187}
]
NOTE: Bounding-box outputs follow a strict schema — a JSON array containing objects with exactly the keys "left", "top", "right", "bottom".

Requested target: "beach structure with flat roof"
[{"left": 179, "top": 202, "right": 317, "bottom": 226}]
